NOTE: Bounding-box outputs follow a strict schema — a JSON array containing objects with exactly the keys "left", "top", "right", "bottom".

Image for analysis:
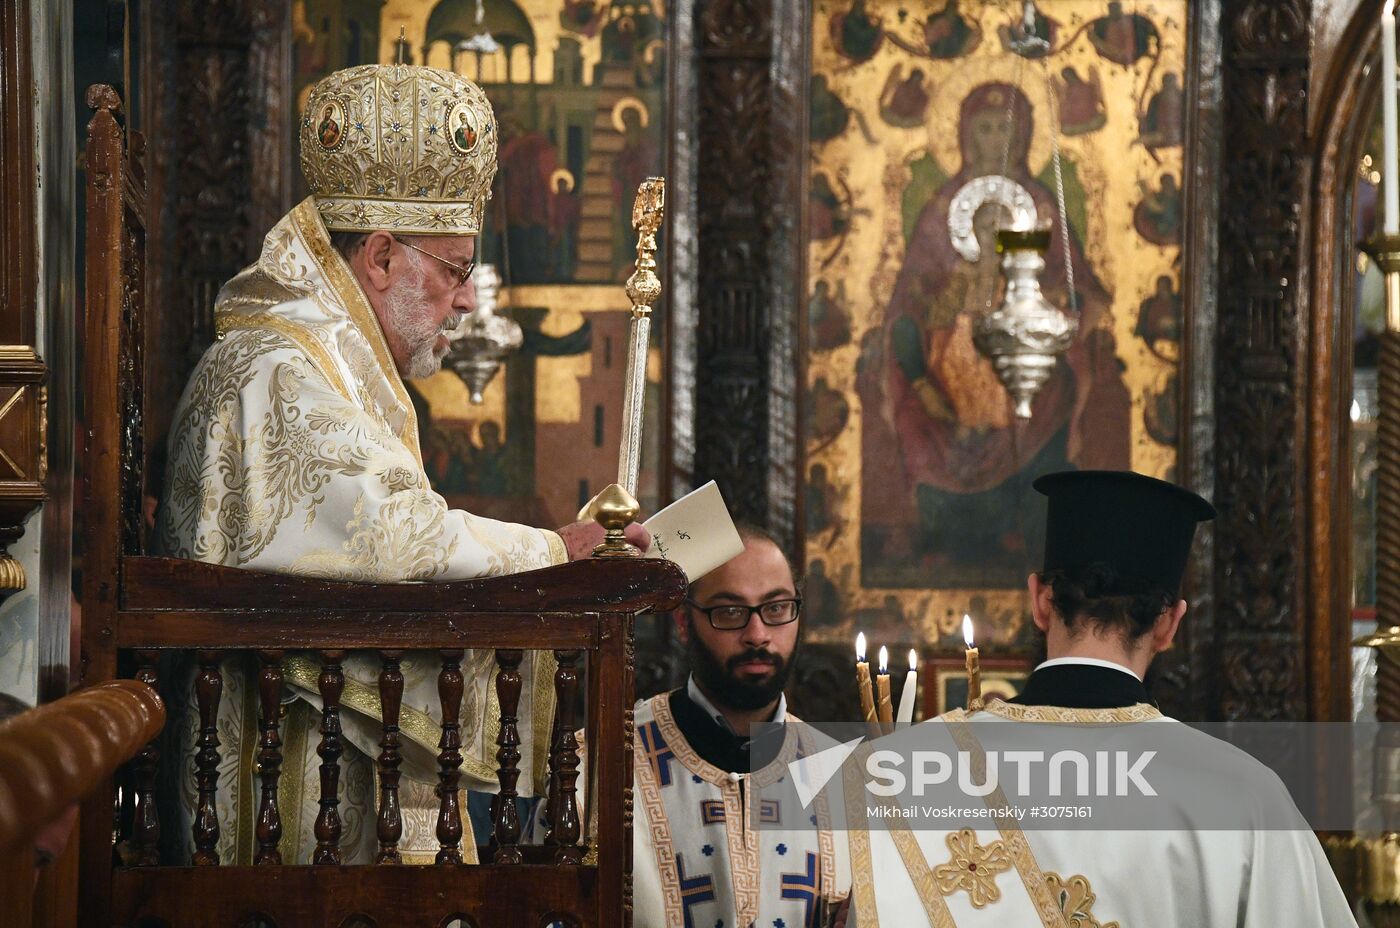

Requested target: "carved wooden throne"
[{"left": 77, "top": 83, "right": 683, "bottom": 928}]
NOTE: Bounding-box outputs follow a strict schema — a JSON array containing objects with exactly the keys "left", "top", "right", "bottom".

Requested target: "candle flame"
[
  {"left": 878, "top": 645, "right": 888, "bottom": 673},
  {"left": 962, "top": 614, "right": 975, "bottom": 648},
  {"left": 856, "top": 631, "right": 866, "bottom": 662},
  {"left": 908, "top": 648, "right": 918, "bottom": 670}
]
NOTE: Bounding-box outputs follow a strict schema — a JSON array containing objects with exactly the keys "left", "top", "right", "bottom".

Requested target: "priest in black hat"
[
  {"left": 1011, "top": 468, "right": 1216, "bottom": 710},
  {"left": 841, "top": 470, "right": 1357, "bottom": 928}
]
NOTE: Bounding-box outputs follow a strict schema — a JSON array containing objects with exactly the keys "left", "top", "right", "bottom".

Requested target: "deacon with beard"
[
  {"left": 157, "top": 62, "right": 646, "bottom": 864},
  {"left": 633, "top": 525, "right": 851, "bottom": 927}
]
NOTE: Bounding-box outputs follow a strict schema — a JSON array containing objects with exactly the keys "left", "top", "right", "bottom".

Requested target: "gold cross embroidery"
[
  {"left": 932, "top": 828, "right": 1012, "bottom": 908},
  {"left": 1045, "top": 871, "right": 1121, "bottom": 928}
]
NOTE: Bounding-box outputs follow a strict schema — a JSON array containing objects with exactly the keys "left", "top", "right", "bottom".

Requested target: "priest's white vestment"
[
  {"left": 156, "top": 198, "right": 566, "bottom": 863},
  {"left": 632, "top": 688, "right": 852, "bottom": 928},
  {"left": 846, "top": 700, "right": 1358, "bottom": 928}
]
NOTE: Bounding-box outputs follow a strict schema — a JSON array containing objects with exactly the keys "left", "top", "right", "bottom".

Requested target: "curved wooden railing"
[
  {"left": 0, "top": 680, "right": 165, "bottom": 850},
  {"left": 0, "top": 680, "right": 165, "bottom": 917}
]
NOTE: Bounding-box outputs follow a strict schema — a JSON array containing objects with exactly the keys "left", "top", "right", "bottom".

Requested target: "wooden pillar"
[
  {"left": 0, "top": 0, "right": 48, "bottom": 604},
  {"left": 1213, "top": 0, "right": 1312, "bottom": 720},
  {"left": 691, "top": 0, "right": 775, "bottom": 530}
]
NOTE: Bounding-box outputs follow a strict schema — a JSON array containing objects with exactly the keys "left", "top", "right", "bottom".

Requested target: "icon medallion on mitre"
[
  {"left": 447, "top": 101, "right": 480, "bottom": 156},
  {"left": 315, "top": 98, "right": 346, "bottom": 151}
]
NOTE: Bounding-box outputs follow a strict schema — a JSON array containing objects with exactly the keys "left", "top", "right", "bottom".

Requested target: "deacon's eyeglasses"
[
  {"left": 685, "top": 598, "right": 802, "bottom": 630},
  {"left": 393, "top": 236, "right": 476, "bottom": 288}
]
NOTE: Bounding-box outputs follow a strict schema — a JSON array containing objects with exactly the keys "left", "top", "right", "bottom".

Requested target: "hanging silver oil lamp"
[
  {"left": 970, "top": 48, "right": 1079, "bottom": 421},
  {"left": 973, "top": 227, "right": 1077, "bottom": 420},
  {"left": 446, "top": 263, "right": 522, "bottom": 403}
]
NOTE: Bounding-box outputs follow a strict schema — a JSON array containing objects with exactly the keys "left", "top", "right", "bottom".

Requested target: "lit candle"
[
  {"left": 876, "top": 646, "right": 894, "bottom": 733},
  {"left": 855, "top": 632, "right": 881, "bottom": 738},
  {"left": 897, "top": 649, "right": 919, "bottom": 725},
  {"left": 1385, "top": 1, "right": 1399, "bottom": 232},
  {"left": 963, "top": 614, "right": 982, "bottom": 710}
]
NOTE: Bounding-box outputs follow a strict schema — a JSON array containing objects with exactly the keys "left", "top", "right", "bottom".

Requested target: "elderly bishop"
[{"left": 156, "top": 62, "right": 645, "bottom": 864}]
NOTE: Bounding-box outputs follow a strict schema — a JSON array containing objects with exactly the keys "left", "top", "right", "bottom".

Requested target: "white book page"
[{"left": 642, "top": 480, "right": 745, "bottom": 580}]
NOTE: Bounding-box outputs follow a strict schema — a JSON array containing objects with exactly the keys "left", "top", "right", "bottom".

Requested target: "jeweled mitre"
[{"left": 300, "top": 64, "right": 498, "bottom": 236}]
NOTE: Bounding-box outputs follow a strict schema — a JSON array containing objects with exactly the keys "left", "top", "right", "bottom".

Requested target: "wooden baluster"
[
  {"left": 376, "top": 649, "right": 404, "bottom": 864},
  {"left": 547, "top": 649, "right": 583, "bottom": 864},
  {"left": 435, "top": 649, "right": 465, "bottom": 864},
  {"left": 254, "top": 650, "right": 285, "bottom": 865},
  {"left": 491, "top": 648, "right": 524, "bottom": 865},
  {"left": 314, "top": 650, "right": 345, "bottom": 865},
  {"left": 130, "top": 649, "right": 161, "bottom": 866},
  {"left": 191, "top": 650, "right": 223, "bottom": 866}
]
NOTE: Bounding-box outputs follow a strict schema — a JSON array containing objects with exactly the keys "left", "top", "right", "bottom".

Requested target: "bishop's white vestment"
[
  {"left": 632, "top": 681, "right": 852, "bottom": 928},
  {"left": 157, "top": 198, "right": 566, "bottom": 863},
  {"left": 846, "top": 662, "right": 1358, "bottom": 928}
]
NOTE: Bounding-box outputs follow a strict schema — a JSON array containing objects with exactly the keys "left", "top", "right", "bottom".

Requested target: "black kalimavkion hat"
[{"left": 1033, "top": 470, "right": 1216, "bottom": 596}]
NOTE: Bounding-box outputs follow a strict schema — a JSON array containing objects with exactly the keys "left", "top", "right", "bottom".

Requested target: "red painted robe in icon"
[{"left": 498, "top": 129, "right": 556, "bottom": 228}]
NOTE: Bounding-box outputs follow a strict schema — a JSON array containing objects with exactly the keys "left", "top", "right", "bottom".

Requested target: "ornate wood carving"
[
  {"left": 692, "top": 0, "right": 776, "bottom": 527},
  {"left": 375, "top": 649, "right": 405, "bottom": 864},
  {"left": 0, "top": 0, "right": 47, "bottom": 598},
  {"left": 436, "top": 649, "right": 466, "bottom": 865},
  {"left": 1213, "top": 0, "right": 1312, "bottom": 720},
  {"left": 491, "top": 648, "right": 524, "bottom": 865},
  {"left": 254, "top": 649, "right": 285, "bottom": 865},
  {"left": 120, "top": 183, "right": 149, "bottom": 554},
  {"left": 192, "top": 650, "right": 224, "bottom": 865},
  {"left": 173, "top": 0, "right": 253, "bottom": 352},
  {"left": 546, "top": 649, "right": 583, "bottom": 865},
  {"left": 314, "top": 649, "right": 346, "bottom": 865},
  {"left": 144, "top": 0, "right": 280, "bottom": 462}
]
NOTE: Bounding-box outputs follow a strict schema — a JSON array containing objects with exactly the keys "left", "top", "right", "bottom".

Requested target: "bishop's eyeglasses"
[
  {"left": 394, "top": 236, "right": 476, "bottom": 288},
  {"left": 685, "top": 598, "right": 802, "bottom": 631}
]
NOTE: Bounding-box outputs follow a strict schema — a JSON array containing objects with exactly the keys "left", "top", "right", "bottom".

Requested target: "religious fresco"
[
  {"left": 292, "top": 0, "right": 668, "bottom": 524},
  {"left": 805, "top": 0, "right": 1187, "bottom": 652}
]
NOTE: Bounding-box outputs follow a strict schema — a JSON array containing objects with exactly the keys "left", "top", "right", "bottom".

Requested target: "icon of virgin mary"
[{"left": 860, "top": 82, "right": 1131, "bottom": 586}]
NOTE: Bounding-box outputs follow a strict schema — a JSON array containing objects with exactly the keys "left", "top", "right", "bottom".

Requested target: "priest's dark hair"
[
  {"left": 685, "top": 522, "right": 795, "bottom": 600},
  {"left": 1038, "top": 562, "right": 1176, "bottom": 640}
]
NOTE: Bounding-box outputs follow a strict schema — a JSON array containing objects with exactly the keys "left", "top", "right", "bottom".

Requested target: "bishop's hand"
[{"left": 556, "top": 520, "right": 651, "bottom": 561}]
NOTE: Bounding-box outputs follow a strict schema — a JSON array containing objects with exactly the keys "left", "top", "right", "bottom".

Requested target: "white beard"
[{"left": 384, "top": 254, "right": 454, "bottom": 379}]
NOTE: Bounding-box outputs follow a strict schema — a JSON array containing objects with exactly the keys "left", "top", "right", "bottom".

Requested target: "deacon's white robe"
[
  {"left": 632, "top": 687, "right": 852, "bottom": 928},
  {"left": 156, "top": 198, "right": 567, "bottom": 864},
  {"left": 846, "top": 701, "right": 1358, "bottom": 928}
]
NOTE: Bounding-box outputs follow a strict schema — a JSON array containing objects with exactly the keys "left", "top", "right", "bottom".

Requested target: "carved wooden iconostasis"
[{"left": 802, "top": 0, "right": 1187, "bottom": 667}]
